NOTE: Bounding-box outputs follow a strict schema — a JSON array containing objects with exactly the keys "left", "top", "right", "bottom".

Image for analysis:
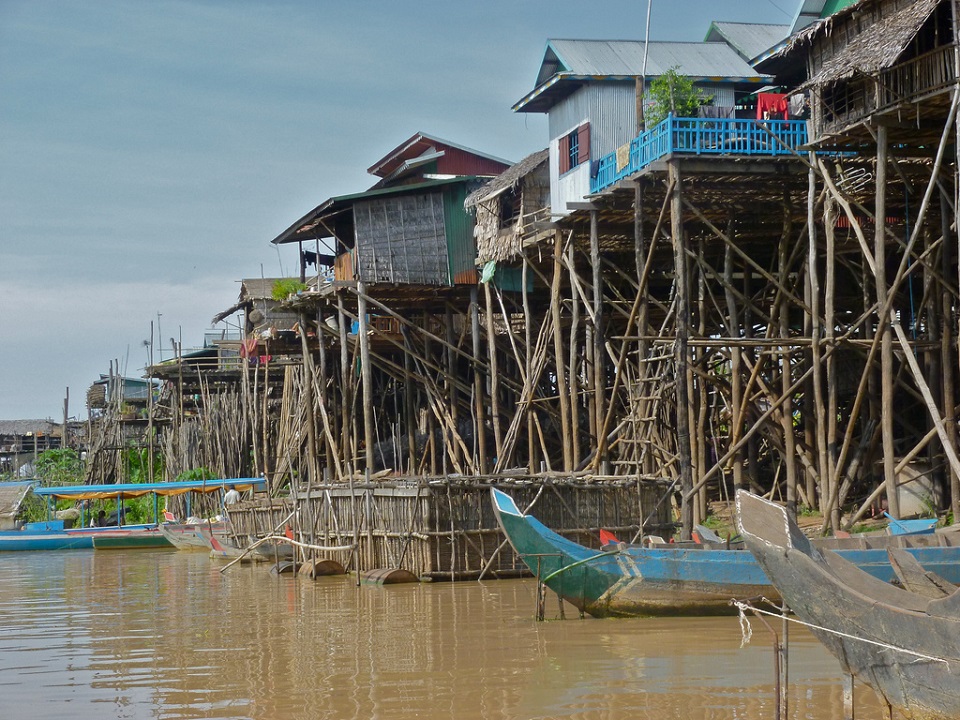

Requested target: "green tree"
[
  {"left": 34, "top": 448, "right": 84, "bottom": 486},
  {"left": 646, "top": 67, "right": 712, "bottom": 126},
  {"left": 124, "top": 448, "right": 163, "bottom": 484}
]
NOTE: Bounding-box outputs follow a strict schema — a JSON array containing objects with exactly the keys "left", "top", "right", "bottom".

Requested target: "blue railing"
[{"left": 590, "top": 115, "right": 809, "bottom": 194}]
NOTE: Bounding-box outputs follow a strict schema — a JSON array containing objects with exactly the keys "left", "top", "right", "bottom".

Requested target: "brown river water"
[{"left": 0, "top": 549, "right": 889, "bottom": 720}]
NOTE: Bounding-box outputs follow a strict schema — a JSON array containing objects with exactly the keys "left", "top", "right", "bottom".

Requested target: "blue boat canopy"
[{"left": 33, "top": 478, "right": 266, "bottom": 501}]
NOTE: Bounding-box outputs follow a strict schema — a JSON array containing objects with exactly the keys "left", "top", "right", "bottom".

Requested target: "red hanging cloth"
[{"left": 756, "top": 93, "right": 788, "bottom": 120}]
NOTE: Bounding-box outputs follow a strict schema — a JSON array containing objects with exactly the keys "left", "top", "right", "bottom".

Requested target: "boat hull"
[
  {"left": 738, "top": 490, "right": 960, "bottom": 720},
  {"left": 92, "top": 532, "right": 172, "bottom": 550},
  {"left": 159, "top": 522, "right": 227, "bottom": 550},
  {"left": 0, "top": 524, "right": 164, "bottom": 552},
  {"left": 492, "top": 489, "right": 769, "bottom": 616},
  {"left": 491, "top": 488, "right": 960, "bottom": 618}
]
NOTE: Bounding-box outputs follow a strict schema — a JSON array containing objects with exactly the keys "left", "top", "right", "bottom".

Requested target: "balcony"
[{"left": 590, "top": 115, "right": 809, "bottom": 194}]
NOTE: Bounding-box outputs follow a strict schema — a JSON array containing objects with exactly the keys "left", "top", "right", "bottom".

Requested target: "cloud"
[{"left": 0, "top": 276, "right": 241, "bottom": 419}]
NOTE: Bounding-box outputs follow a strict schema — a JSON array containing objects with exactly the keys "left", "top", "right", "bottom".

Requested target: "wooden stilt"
[
  {"left": 876, "top": 125, "right": 900, "bottom": 518},
  {"left": 552, "top": 231, "right": 573, "bottom": 471},
  {"left": 670, "top": 160, "right": 694, "bottom": 540}
]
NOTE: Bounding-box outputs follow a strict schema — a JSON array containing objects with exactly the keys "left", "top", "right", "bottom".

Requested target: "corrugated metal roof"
[
  {"left": 272, "top": 178, "right": 472, "bottom": 245},
  {"left": 517, "top": 39, "right": 772, "bottom": 112},
  {"left": 546, "top": 39, "right": 766, "bottom": 80},
  {"left": 367, "top": 132, "right": 512, "bottom": 178},
  {"left": 704, "top": 22, "right": 789, "bottom": 62}
]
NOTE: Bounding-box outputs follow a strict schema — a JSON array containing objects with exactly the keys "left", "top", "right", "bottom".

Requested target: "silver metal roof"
[
  {"left": 539, "top": 39, "right": 766, "bottom": 83},
  {"left": 704, "top": 22, "right": 789, "bottom": 62}
]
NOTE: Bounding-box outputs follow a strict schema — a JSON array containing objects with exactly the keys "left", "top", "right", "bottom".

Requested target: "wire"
[{"left": 734, "top": 600, "right": 951, "bottom": 666}]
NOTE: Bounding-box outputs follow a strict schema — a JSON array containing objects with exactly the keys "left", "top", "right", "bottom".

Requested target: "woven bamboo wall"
[{"left": 229, "top": 478, "right": 670, "bottom": 580}]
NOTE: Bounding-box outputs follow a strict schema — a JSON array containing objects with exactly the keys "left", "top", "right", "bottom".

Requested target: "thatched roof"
[
  {"left": 465, "top": 148, "right": 549, "bottom": 209},
  {"left": 0, "top": 420, "right": 59, "bottom": 436},
  {"left": 211, "top": 278, "right": 290, "bottom": 325},
  {"left": 0, "top": 482, "right": 31, "bottom": 531},
  {"left": 782, "top": 0, "right": 941, "bottom": 86}
]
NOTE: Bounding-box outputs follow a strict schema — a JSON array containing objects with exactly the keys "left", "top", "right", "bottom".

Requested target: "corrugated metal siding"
[
  {"left": 443, "top": 185, "right": 478, "bottom": 285},
  {"left": 699, "top": 84, "right": 734, "bottom": 108},
  {"left": 438, "top": 148, "right": 511, "bottom": 177},
  {"left": 551, "top": 158, "right": 591, "bottom": 217},
  {"left": 353, "top": 193, "right": 450, "bottom": 285},
  {"left": 548, "top": 83, "right": 637, "bottom": 161}
]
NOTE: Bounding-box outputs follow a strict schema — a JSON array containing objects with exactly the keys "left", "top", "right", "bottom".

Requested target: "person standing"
[{"left": 223, "top": 485, "right": 240, "bottom": 507}]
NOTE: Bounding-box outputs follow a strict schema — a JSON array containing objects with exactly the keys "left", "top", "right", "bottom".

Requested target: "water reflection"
[{"left": 0, "top": 550, "right": 886, "bottom": 719}]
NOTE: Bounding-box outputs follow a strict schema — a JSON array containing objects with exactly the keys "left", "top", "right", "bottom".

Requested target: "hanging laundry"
[
  {"left": 756, "top": 93, "right": 788, "bottom": 120},
  {"left": 615, "top": 142, "right": 631, "bottom": 172}
]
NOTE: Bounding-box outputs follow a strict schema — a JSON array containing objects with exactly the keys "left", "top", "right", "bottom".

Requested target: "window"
[{"left": 558, "top": 122, "right": 590, "bottom": 175}]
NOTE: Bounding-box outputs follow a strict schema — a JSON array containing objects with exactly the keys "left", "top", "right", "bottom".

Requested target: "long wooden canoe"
[
  {"left": 737, "top": 489, "right": 960, "bottom": 720},
  {"left": 491, "top": 487, "right": 960, "bottom": 618}
]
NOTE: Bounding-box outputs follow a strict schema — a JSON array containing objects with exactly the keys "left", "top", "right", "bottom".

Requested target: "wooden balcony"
[{"left": 818, "top": 44, "right": 957, "bottom": 140}]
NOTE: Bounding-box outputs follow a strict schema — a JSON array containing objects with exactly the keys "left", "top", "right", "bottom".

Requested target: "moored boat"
[
  {"left": 491, "top": 487, "right": 960, "bottom": 617},
  {"left": 92, "top": 530, "right": 173, "bottom": 550},
  {"left": 737, "top": 489, "right": 960, "bottom": 720},
  {"left": 0, "top": 478, "right": 265, "bottom": 552},
  {"left": 159, "top": 521, "right": 229, "bottom": 550}
]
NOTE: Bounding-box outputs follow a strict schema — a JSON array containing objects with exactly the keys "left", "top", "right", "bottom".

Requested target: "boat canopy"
[{"left": 33, "top": 478, "right": 266, "bottom": 501}]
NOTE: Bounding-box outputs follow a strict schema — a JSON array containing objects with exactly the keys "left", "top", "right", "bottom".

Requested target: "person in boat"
[
  {"left": 94, "top": 510, "right": 107, "bottom": 527},
  {"left": 223, "top": 485, "right": 240, "bottom": 507},
  {"left": 102, "top": 505, "right": 126, "bottom": 526}
]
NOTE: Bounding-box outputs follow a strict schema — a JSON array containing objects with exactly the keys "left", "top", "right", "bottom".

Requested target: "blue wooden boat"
[
  {"left": 0, "top": 478, "right": 265, "bottom": 552},
  {"left": 490, "top": 488, "right": 960, "bottom": 617}
]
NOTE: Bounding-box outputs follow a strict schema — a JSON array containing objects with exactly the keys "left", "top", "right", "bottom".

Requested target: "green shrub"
[
  {"left": 271, "top": 279, "right": 308, "bottom": 301},
  {"left": 34, "top": 448, "right": 84, "bottom": 486},
  {"left": 647, "top": 67, "right": 713, "bottom": 126}
]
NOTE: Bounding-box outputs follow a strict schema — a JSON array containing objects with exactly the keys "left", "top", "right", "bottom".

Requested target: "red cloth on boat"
[{"left": 757, "top": 93, "right": 788, "bottom": 120}]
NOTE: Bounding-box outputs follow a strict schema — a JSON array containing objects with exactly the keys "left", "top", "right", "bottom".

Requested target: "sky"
[{"left": 0, "top": 0, "right": 794, "bottom": 421}]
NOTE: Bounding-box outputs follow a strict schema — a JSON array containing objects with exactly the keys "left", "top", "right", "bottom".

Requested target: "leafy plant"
[
  {"left": 272, "top": 278, "right": 308, "bottom": 301},
  {"left": 34, "top": 448, "right": 84, "bottom": 486},
  {"left": 124, "top": 448, "right": 163, "bottom": 484},
  {"left": 646, "top": 67, "right": 713, "bottom": 126}
]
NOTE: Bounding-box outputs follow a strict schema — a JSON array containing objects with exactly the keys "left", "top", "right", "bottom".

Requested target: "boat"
[
  {"left": 92, "top": 530, "right": 172, "bottom": 550},
  {"left": 0, "top": 478, "right": 265, "bottom": 551},
  {"left": 490, "top": 487, "right": 960, "bottom": 617},
  {"left": 198, "top": 524, "right": 257, "bottom": 562},
  {"left": 159, "top": 520, "right": 229, "bottom": 550},
  {"left": 736, "top": 489, "right": 960, "bottom": 720}
]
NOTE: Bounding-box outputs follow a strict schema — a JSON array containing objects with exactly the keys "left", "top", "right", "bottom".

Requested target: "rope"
[
  {"left": 733, "top": 600, "right": 951, "bottom": 667},
  {"left": 219, "top": 532, "right": 355, "bottom": 572}
]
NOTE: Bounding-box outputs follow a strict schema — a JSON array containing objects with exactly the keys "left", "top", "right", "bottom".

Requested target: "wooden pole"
[
  {"left": 778, "top": 208, "right": 798, "bottom": 515},
  {"left": 483, "top": 283, "right": 504, "bottom": 463},
  {"left": 669, "top": 160, "right": 694, "bottom": 540},
  {"left": 446, "top": 303, "right": 461, "bottom": 469},
  {"left": 876, "top": 125, "right": 900, "bottom": 518},
  {"left": 824, "top": 195, "right": 840, "bottom": 530},
  {"left": 807, "top": 161, "right": 828, "bottom": 515},
  {"left": 298, "top": 312, "right": 320, "bottom": 485},
  {"left": 568, "top": 239, "right": 581, "bottom": 469},
  {"left": 522, "top": 256, "right": 537, "bottom": 474},
  {"left": 723, "top": 227, "right": 742, "bottom": 491},
  {"left": 941, "top": 193, "right": 960, "bottom": 518},
  {"left": 470, "top": 286, "right": 488, "bottom": 473},
  {"left": 552, "top": 231, "right": 573, "bottom": 471},
  {"left": 337, "top": 293, "right": 353, "bottom": 477},
  {"left": 591, "top": 209, "right": 607, "bottom": 473}
]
